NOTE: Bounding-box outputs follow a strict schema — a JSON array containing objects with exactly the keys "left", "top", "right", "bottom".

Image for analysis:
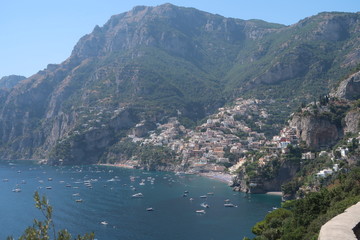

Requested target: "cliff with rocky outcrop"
[
  {"left": 290, "top": 70, "right": 360, "bottom": 150},
  {"left": 232, "top": 161, "right": 300, "bottom": 194},
  {"left": 331, "top": 71, "right": 360, "bottom": 100},
  {"left": 289, "top": 113, "right": 341, "bottom": 150}
]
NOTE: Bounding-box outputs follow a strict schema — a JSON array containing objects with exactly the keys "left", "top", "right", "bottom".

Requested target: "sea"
[{"left": 0, "top": 160, "right": 281, "bottom": 240}]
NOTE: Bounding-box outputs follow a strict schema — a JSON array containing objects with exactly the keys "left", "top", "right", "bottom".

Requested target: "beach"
[{"left": 198, "top": 172, "right": 234, "bottom": 184}]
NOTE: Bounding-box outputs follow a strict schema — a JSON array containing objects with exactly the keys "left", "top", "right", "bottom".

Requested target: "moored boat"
[
  {"left": 195, "top": 210, "right": 206, "bottom": 214},
  {"left": 132, "top": 193, "right": 144, "bottom": 198}
]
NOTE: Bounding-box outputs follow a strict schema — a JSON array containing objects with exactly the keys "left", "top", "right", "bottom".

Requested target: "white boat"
[
  {"left": 195, "top": 210, "right": 206, "bottom": 214},
  {"left": 100, "top": 221, "right": 108, "bottom": 225},
  {"left": 146, "top": 207, "right": 154, "bottom": 211},
  {"left": 132, "top": 193, "right": 144, "bottom": 198},
  {"left": 75, "top": 199, "right": 83, "bottom": 203},
  {"left": 224, "top": 203, "right": 237, "bottom": 207},
  {"left": 12, "top": 188, "right": 21, "bottom": 193},
  {"left": 200, "top": 203, "right": 210, "bottom": 208},
  {"left": 200, "top": 195, "right": 207, "bottom": 198}
]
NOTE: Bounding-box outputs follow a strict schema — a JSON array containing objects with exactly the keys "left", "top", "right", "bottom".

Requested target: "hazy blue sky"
[{"left": 1, "top": 0, "right": 359, "bottom": 77}]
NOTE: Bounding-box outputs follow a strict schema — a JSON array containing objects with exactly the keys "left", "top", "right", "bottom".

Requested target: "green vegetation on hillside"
[{"left": 247, "top": 167, "right": 360, "bottom": 240}]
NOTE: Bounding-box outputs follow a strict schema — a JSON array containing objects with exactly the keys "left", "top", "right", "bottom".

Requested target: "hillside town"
[{"left": 126, "top": 98, "right": 301, "bottom": 174}]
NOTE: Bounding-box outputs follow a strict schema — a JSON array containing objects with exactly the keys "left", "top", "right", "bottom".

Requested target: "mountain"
[
  {"left": 0, "top": 4, "right": 359, "bottom": 164},
  {"left": 0, "top": 75, "right": 26, "bottom": 89}
]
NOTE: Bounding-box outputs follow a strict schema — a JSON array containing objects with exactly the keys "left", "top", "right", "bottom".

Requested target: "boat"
[
  {"left": 195, "top": 210, "right": 206, "bottom": 214},
  {"left": 146, "top": 208, "right": 154, "bottom": 211},
  {"left": 100, "top": 221, "right": 108, "bottom": 225},
  {"left": 207, "top": 192, "right": 214, "bottom": 195},
  {"left": 224, "top": 203, "right": 237, "bottom": 207},
  {"left": 12, "top": 188, "right": 21, "bottom": 193},
  {"left": 200, "top": 203, "right": 210, "bottom": 208},
  {"left": 75, "top": 199, "right": 83, "bottom": 203},
  {"left": 72, "top": 193, "right": 80, "bottom": 196},
  {"left": 3, "top": 179, "right": 9, "bottom": 182},
  {"left": 46, "top": 186, "right": 52, "bottom": 190},
  {"left": 200, "top": 195, "right": 207, "bottom": 198},
  {"left": 189, "top": 198, "right": 194, "bottom": 201},
  {"left": 132, "top": 193, "right": 144, "bottom": 198},
  {"left": 48, "top": 178, "right": 53, "bottom": 181}
]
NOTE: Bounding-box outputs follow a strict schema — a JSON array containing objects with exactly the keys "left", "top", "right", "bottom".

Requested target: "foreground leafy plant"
[{"left": 7, "top": 192, "right": 94, "bottom": 240}]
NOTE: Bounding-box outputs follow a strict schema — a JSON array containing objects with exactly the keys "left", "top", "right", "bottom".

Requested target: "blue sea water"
[{"left": 0, "top": 161, "right": 281, "bottom": 239}]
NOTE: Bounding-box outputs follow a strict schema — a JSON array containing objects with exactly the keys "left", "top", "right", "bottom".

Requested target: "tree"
[{"left": 7, "top": 192, "right": 95, "bottom": 240}]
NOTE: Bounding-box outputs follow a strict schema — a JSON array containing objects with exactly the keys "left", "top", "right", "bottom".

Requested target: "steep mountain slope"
[
  {"left": 226, "top": 12, "right": 360, "bottom": 105},
  {"left": 0, "top": 4, "right": 359, "bottom": 164}
]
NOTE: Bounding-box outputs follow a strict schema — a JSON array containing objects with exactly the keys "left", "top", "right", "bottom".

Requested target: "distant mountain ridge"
[
  {"left": 0, "top": 4, "right": 359, "bottom": 164},
  {"left": 0, "top": 75, "right": 26, "bottom": 89}
]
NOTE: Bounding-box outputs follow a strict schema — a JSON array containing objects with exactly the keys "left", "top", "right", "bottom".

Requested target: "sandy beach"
[
  {"left": 98, "top": 163, "right": 135, "bottom": 169},
  {"left": 199, "top": 172, "right": 234, "bottom": 184},
  {"left": 266, "top": 191, "right": 283, "bottom": 196}
]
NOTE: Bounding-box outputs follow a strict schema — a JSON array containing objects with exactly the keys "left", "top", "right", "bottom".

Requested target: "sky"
[{"left": 1, "top": 0, "right": 359, "bottom": 78}]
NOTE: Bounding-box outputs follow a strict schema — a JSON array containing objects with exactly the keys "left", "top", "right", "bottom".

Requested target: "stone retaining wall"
[{"left": 318, "top": 202, "right": 360, "bottom": 240}]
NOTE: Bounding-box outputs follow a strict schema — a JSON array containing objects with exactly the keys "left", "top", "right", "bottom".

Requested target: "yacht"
[
  {"left": 100, "top": 221, "right": 108, "bottom": 225},
  {"left": 12, "top": 188, "right": 21, "bottom": 193},
  {"left": 146, "top": 207, "right": 154, "bottom": 211},
  {"left": 200, "top": 203, "right": 210, "bottom": 208},
  {"left": 132, "top": 193, "right": 144, "bottom": 198},
  {"left": 224, "top": 203, "right": 237, "bottom": 207},
  {"left": 195, "top": 210, "right": 206, "bottom": 214}
]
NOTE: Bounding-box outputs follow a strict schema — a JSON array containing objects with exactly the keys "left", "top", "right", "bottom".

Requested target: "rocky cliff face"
[
  {"left": 232, "top": 161, "right": 300, "bottom": 194},
  {"left": 289, "top": 70, "right": 360, "bottom": 150},
  {"left": 344, "top": 109, "right": 360, "bottom": 133},
  {"left": 331, "top": 70, "right": 360, "bottom": 100},
  {"left": 289, "top": 113, "right": 341, "bottom": 149},
  {"left": 0, "top": 5, "right": 360, "bottom": 164}
]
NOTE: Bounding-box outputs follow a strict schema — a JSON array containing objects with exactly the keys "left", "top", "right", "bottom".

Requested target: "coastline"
[
  {"left": 98, "top": 163, "right": 234, "bottom": 185},
  {"left": 266, "top": 191, "right": 283, "bottom": 196},
  {"left": 98, "top": 163, "right": 135, "bottom": 169},
  {"left": 198, "top": 172, "right": 234, "bottom": 185}
]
